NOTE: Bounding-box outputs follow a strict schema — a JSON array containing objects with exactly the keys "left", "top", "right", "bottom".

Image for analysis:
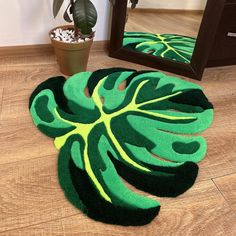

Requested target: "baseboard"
[
  {"left": 127, "top": 8, "right": 204, "bottom": 14},
  {"left": 91, "top": 40, "right": 109, "bottom": 52},
  {"left": 0, "top": 40, "right": 109, "bottom": 57}
]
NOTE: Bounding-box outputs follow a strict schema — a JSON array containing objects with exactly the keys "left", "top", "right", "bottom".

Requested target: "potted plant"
[
  {"left": 50, "top": 0, "right": 98, "bottom": 75},
  {"left": 50, "top": 0, "right": 139, "bottom": 75}
]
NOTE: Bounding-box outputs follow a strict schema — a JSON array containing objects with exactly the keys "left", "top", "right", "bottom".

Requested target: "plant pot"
[{"left": 49, "top": 25, "right": 93, "bottom": 76}]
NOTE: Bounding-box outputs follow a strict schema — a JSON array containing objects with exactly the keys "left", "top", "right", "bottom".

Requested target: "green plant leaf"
[
  {"left": 53, "top": 0, "right": 64, "bottom": 18},
  {"left": 130, "top": 0, "right": 139, "bottom": 9},
  {"left": 123, "top": 32, "right": 196, "bottom": 64},
  {"left": 63, "top": 3, "right": 72, "bottom": 23},
  {"left": 73, "top": 0, "right": 97, "bottom": 35},
  {"left": 29, "top": 68, "right": 214, "bottom": 225}
]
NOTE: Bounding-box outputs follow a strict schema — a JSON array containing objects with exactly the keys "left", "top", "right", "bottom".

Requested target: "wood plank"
[
  {"left": 0, "top": 155, "right": 78, "bottom": 233},
  {"left": 0, "top": 63, "right": 62, "bottom": 165},
  {"left": 0, "top": 117, "right": 57, "bottom": 165},
  {"left": 0, "top": 179, "right": 235, "bottom": 235},
  {"left": 213, "top": 173, "right": 236, "bottom": 213},
  {"left": 125, "top": 10, "right": 203, "bottom": 37},
  {"left": 0, "top": 64, "right": 60, "bottom": 91},
  {"left": 201, "top": 65, "right": 236, "bottom": 97},
  {"left": 1, "top": 87, "right": 35, "bottom": 120},
  {"left": 0, "top": 88, "right": 3, "bottom": 115},
  {"left": 127, "top": 8, "right": 204, "bottom": 15},
  {"left": 197, "top": 92, "right": 236, "bottom": 181},
  {"left": 178, "top": 65, "right": 236, "bottom": 181}
]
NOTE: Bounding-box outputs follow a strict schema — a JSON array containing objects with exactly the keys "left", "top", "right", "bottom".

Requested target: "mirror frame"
[{"left": 109, "top": 0, "right": 227, "bottom": 80}]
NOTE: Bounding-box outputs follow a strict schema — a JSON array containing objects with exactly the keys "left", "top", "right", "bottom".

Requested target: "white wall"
[
  {"left": 0, "top": 0, "right": 111, "bottom": 46},
  {"left": 136, "top": 0, "right": 207, "bottom": 10}
]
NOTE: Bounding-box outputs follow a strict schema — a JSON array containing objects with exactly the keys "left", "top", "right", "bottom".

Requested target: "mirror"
[
  {"left": 109, "top": 0, "right": 226, "bottom": 80},
  {"left": 123, "top": 0, "right": 207, "bottom": 64}
]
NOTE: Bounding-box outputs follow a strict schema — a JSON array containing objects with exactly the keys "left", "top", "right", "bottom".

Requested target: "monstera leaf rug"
[
  {"left": 29, "top": 68, "right": 213, "bottom": 226},
  {"left": 123, "top": 32, "right": 196, "bottom": 64}
]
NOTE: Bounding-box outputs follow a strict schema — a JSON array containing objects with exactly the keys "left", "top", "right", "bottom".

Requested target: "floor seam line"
[
  {"left": 0, "top": 88, "right": 4, "bottom": 120},
  {"left": 0, "top": 153, "right": 58, "bottom": 168},
  {"left": 211, "top": 178, "right": 236, "bottom": 215},
  {"left": 0, "top": 213, "right": 80, "bottom": 234}
]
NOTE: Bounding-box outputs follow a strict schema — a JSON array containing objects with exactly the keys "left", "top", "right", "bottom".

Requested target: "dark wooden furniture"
[
  {"left": 207, "top": 0, "right": 236, "bottom": 67},
  {"left": 109, "top": 0, "right": 234, "bottom": 80}
]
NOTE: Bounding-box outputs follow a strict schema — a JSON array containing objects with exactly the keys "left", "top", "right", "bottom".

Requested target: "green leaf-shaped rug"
[
  {"left": 123, "top": 32, "right": 196, "bottom": 63},
  {"left": 29, "top": 68, "right": 213, "bottom": 226}
]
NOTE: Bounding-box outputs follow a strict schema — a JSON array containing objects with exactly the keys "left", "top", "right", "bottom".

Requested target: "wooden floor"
[
  {"left": 125, "top": 10, "right": 203, "bottom": 38},
  {"left": 0, "top": 48, "right": 235, "bottom": 236}
]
